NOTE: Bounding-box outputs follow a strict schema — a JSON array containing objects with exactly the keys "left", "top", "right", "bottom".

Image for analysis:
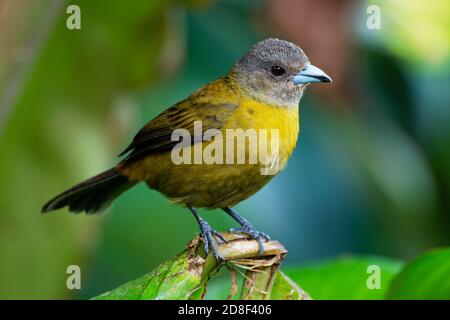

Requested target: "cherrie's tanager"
[{"left": 42, "top": 38, "right": 332, "bottom": 260}]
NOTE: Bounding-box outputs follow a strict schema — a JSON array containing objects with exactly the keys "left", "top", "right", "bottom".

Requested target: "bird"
[{"left": 42, "top": 38, "right": 331, "bottom": 260}]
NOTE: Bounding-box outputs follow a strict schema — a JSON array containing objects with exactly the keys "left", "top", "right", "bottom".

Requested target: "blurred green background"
[{"left": 0, "top": 0, "right": 448, "bottom": 299}]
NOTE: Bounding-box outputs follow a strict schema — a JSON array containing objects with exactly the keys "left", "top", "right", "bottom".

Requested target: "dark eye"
[{"left": 271, "top": 65, "right": 285, "bottom": 76}]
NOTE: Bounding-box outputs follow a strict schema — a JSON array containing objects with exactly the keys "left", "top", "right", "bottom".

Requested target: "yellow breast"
[
  {"left": 119, "top": 80, "right": 300, "bottom": 208},
  {"left": 223, "top": 95, "right": 300, "bottom": 172}
]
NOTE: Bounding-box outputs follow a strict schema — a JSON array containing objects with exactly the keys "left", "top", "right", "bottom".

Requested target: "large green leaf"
[
  {"left": 93, "top": 250, "right": 204, "bottom": 300},
  {"left": 284, "top": 255, "right": 403, "bottom": 300},
  {"left": 386, "top": 248, "right": 450, "bottom": 300}
]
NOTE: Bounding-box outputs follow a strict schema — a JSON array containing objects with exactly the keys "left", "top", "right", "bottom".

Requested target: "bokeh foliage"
[{"left": 0, "top": 0, "right": 448, "bottom": 299}]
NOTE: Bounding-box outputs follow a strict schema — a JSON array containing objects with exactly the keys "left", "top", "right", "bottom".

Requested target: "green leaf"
[
  {"left": 93, "top": 250, "right": 204, "bottom": 300},
  {"left": 386, "top": 247, "right": 450, "bottom": 300},
  {"left": 284, "top": 255, "right": 403, "bottom": 300},
  {"left": 203, "top": 275, "right": 237, "bottom": 300},
  {"left": 270, "top": 271, "right": 311, "bottom": 300},
  {"left": 91, "top": 235, "right": 291, "bottom": 300}
]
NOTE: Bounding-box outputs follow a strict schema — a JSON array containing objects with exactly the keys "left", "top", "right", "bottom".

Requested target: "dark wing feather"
[{"left": 119, "top": 100, "right": 238, "bottom": 163}]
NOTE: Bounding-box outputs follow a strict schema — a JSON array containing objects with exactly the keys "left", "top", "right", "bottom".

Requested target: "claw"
[
  {"left": 229, "top": 223, "right": 270, "bottom": 257},
  {"left": 199, "top": 220, "right": 224, "bottom": 261},
  {"left": 211, "top": 229, "right": 228, "bottom": 244}
]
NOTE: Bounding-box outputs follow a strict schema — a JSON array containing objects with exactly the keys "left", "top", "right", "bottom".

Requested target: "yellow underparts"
[{"left": 119, "top": 78, "right": 300, "bottom": 208}]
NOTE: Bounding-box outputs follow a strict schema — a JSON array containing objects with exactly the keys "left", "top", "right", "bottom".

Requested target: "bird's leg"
[
  {"left": 188, "top": 206, "right": 227, "bottom": 261},
  {"left": 222, "top": 207, "right": 271, "bottom": 257}
]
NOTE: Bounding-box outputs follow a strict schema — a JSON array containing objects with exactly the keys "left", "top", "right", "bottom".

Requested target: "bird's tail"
[{"left": 42, "top": 168, "right": 136, "bottom": 214}]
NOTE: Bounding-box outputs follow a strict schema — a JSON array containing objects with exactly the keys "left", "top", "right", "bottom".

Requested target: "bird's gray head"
[{"left": 230, "top": 38, "right": 331, "bottom": 107}]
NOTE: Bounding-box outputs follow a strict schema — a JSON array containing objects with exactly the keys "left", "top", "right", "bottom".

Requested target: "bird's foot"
[
  {"left": 198, "top": 220, "right": 227, "bottom": 261},
  {"left": 229, "top": 223, "right": 271, "bottom": 257}
]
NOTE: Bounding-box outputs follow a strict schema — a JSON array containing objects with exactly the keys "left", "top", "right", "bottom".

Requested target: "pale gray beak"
[{"left": 293, "top": 64, "right": 332, "bottom": 85}]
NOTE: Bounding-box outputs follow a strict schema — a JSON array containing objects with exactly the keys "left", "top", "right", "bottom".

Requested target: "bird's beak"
[{"left": 293, "top": 64, "right": 332, "bottom": 85}]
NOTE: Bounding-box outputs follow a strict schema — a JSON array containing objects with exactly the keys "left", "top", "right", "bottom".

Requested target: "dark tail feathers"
[{"left": 42, "top": 168, "right": 136, "bottom": 214}]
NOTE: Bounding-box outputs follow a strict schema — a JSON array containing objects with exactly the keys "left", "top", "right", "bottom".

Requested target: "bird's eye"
[{"left": 271, "top": 65, "right": 285, "bottom": 76}]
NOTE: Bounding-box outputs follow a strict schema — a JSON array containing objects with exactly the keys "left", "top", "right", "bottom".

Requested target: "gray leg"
[{"left": 188, "top": 206, "right": 226, "bottom": 261}]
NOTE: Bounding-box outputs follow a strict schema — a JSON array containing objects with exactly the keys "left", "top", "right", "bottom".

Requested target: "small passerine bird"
[{"left": 42, "top": 38, "right": 331, "bottom": 260}]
